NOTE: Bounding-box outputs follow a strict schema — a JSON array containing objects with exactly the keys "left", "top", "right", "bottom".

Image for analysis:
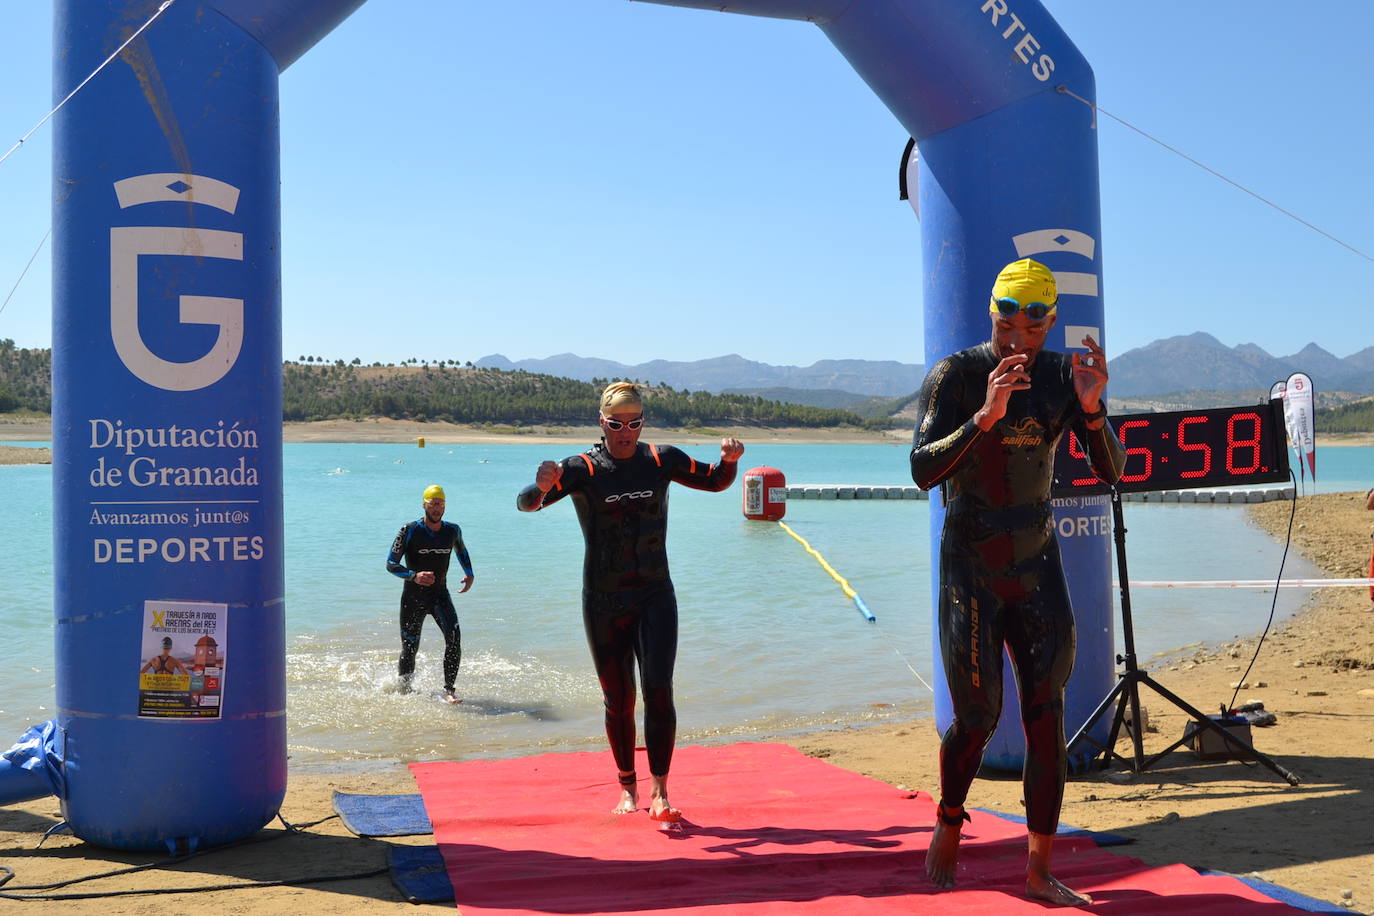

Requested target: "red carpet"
[{"left": 410, "top": 742, "right": 1303, "bottom": 914}]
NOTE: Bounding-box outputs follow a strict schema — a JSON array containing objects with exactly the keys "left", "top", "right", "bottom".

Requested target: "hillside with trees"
[
  {"left": 0, "top": 340, "right": 50, "bottom": 413},
  {"left": 281, "top": 360, "right": 880, "bottom": 428},
  {"left": 1313, "top": 395, "right": 1374, "bottom": 434},
  {"left": 0, "top": 345, "right": 882, "bottom": 428}
]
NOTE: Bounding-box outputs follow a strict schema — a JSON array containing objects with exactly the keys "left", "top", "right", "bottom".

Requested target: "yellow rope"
[{"left": 777, "top": 520, "right": 857, "bottom": 601}]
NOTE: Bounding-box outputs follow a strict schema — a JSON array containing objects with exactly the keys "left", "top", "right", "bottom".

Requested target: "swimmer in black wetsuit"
[
  {"left": 517, "top": 381, "right": 744, "bottom": 821},
  {"left": 386, "top": 484, "right": 475, "bottom": 704},
  {"left": 911, "top": 258, "right": 1125, "bottom": 907}
]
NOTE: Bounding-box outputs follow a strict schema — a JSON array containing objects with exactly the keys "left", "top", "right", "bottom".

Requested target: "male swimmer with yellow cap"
[
  {"left": 910, "top": 258, "right": 1125, "bottom": 907},
  {"left": 386, "top": 484, "right": 475, "bottom": 703},
  {"left": 517, "top": 382, "right": 744, "bottom": 823}
]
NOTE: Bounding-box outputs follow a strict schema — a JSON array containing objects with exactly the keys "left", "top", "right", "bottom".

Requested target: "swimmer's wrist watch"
[{"left": 1081, "top": 401, "right": 1107, "bottom": 421}]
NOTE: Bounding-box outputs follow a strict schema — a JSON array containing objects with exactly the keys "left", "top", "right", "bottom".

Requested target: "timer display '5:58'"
[{"left": 1051, "top": 399, "right": 1291, "bottom": 496}]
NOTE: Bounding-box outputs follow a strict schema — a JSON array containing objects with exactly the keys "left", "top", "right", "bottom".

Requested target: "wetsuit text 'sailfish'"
[
  {"left": 386, "top": 520, "right": 474, "bottom": 692},
  {"left": 518, "top": 442, "right": 737, "bottom": 778},
  {"left": 911, "top": 342, "right": 1124, "bottom": 834}
]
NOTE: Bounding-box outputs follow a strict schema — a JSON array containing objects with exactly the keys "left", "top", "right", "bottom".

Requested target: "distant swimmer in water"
[
  {"left": 910, "top": 258, "right": 1124, "bottom": 907},
  {"left": 386, "top": 484, "right": 475, "bottom": 704},
  {"left": 517, "top": 382, "right": 743, "bottom": 822},
  {"left": 141, "top": 636, "right": 188, "bottom": 676}
]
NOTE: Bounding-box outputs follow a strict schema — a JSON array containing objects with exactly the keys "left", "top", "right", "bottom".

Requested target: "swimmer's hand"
[
  {"left": 535, "top": 460, "right": 563, "bottom": 492},
  {"left": 414, "top": 570, "right": 436, "bottom": 587},
  {"left": 976, "top": 353, "right": 1031, "bottom": 430},
  {"left": 1071, "top": 334, "right": 1109, "bottom": 420},
  {"left": 457, "top": 575, "right": 474, "bottom": 594},
  {"left": 720, "top": 437, "right": 744, "bottom": 463}
]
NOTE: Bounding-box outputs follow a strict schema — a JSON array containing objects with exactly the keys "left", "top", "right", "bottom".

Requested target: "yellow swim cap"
[
  {"left": 422, "top": 484, "right": 446, "bottom": 502},
  {"left": 599, "top": 381, "right": 643, "bottom": 415},
  {"left": 990, "top": 258, "right": 1058, "bottom": 317}
]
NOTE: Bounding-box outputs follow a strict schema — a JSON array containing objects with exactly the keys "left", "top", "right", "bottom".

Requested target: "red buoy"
[{"left": 742, "top": 466, "right": 786, "bottom": 520}]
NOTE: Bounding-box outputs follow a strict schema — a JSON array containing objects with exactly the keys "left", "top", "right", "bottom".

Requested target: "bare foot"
[
  {"left": 613, "top": 770, "right": 638, "bottom": 814},
  {"left": 1026, "top": 872, "right": 1093, "bottom": 907},
  {"left": 612, "top": 787, "right": 638, "bottom": 815},
  {"left": 648, "top": 796, "right": 682, "bottom": 822},
  {"left": 648, "top": 773, "right": 682, "bottom": 822},
  {"left": 1027, "top": 830, "right": 1092, "bottom": 906},
  {"left": 442, "top": 688, "right": 461, "bottom": 705},
  {"left": 925, "top": 816, "right": 963, "bottom": 888}
]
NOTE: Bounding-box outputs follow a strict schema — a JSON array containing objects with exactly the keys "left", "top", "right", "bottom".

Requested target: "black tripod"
[{"left": 1066, "top": 486, "right": 1300, "bottom": 785}]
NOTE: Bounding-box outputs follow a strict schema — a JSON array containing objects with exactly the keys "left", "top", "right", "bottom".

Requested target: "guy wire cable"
[
  {"left": 1225, "top": 470, "right": 1300, "bottom": 715},
  {"left": 0, "top": 228, "right": 50, "bottom": 321},
  {"left": 0, "top": 0, "right": 178, "bottom": 168},
  {"left": 1055, "top": 85, "right": 1374, "bottom": 266},
  {"left": 1, "top": 1, "right": 175, "bottom": 322},
  {"left": 0, "top": 812, "right": 396, "bottom": 902}
]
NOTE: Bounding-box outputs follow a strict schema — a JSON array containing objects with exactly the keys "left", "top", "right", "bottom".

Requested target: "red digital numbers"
[
  {"left": 1177, "top": 415, "right": 1212, "bottom": 478},
  {"left": 1226, "top": 412, "right": 1262, "bottom": 475},
  {"left": 1054, "top": 403, "right": 1283, "bottom": 495},
  {"left": 1066, "top": 432, "right": 1101, "bottom": 487},
  {"left": 1116, "top": 419, "right": 1152, "bottom": 483}
]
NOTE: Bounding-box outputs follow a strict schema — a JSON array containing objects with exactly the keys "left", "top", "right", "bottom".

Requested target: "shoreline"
[
  {"left": 2, "top": 487, "right": 1371, "bottom": 910},
  {"left": 5, "top": 414, "right": 1373, "bottom": 454},
  {"left": 0, "top": 418, "right": 908, "bottom": 465}
]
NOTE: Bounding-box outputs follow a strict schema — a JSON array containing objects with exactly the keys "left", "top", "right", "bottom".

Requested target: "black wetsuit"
[
  {"left": 386, "top": 519, "right": 474, "bottom": 692},
  {"left": 517, "top": 441, "right": 737, "bottom": 777},
  {"left": 911, "top": 342, "right": 1124, "bottom": 835}
]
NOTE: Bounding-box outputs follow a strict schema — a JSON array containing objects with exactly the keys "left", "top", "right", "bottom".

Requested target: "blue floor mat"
[
  {"left": 971, "top": 808, "right": 1135, "bottom": 846},
  {"left": 1198, "top": 869, "right": 1347, "bottom": 914},
  {"left": 974, "top": 809, "right": 1342, "bottom": 911},
  {"left": 388, "top": 844, "right": 455, "bottom": 904},
  {"left": 332, "top": 791, "right": 433, "bottom": 837}
]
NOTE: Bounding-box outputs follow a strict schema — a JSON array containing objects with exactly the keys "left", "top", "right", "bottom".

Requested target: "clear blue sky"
[{"left": 1, "top": 1, "right": 1369, "bottom": 369}]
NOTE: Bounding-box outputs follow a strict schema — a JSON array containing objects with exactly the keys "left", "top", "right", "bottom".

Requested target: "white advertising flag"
[
  {"left": 1285, "top": 372, "right": 1317, "bottom": 485},
  {"left": 1271, "top": 379, "right": 1303, "bottom": 487}
]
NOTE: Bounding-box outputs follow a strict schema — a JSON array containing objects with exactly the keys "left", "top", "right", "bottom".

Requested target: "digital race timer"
[{"left": 1051, "top": 399, "right": 1292, "bottom": 496}]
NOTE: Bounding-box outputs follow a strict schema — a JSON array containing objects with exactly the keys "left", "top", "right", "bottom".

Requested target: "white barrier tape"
[{"left": 1124, "top": 579, "right": 1374, "bottom": 589}]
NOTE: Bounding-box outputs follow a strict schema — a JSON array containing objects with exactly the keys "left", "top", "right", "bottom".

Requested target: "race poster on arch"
[{"left": 137, "top": 600, "right": 228, "bottom": 719}]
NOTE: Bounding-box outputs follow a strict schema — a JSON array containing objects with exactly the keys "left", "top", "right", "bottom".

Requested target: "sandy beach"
[{"left": 2, "top": 428, "right": 1372, "bottom": 911}]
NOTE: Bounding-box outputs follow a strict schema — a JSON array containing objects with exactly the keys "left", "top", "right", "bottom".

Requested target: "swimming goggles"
[
  {"left": 602, "top": 416, "right": 644, "bottom": 431},
  {"left": 991, "top": 296, "right": 1056, "bottom": 321}
]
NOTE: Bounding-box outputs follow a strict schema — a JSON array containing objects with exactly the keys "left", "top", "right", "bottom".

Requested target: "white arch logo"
[
  {"left": 1013, "top": 228, "right": 1099, "bottom": 350},
  {"left": 110, "top": 174, "right": 244, "bottom": 392}
]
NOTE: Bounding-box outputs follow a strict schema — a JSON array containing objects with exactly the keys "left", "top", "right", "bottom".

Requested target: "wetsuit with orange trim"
[
  {"left": 911, "top": 341, "right": 1125, "bottom": 836},
  {"left": 516, "top": 441, "right": 737, "bottom": 778}
]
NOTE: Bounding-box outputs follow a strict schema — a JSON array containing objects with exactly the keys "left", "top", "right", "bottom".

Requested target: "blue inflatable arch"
[{"left": 8, "top": 0, "right": 1113, "bottom": 849}]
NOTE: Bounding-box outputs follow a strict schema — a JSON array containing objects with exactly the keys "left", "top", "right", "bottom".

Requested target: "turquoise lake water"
[{"left": 2, "top": 440, "right": 1367, "bottom": 767}]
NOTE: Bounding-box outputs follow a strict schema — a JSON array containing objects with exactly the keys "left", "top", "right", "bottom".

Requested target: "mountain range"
[
  {"left": 1109, "top": 333, "right": 1374, "bottom": 399},
  {"left": 479, "top": 333, "right": 1374, "bottom": 404},
  {"left": 476, "top": 353, "right": 924, "bottom": 398}
]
